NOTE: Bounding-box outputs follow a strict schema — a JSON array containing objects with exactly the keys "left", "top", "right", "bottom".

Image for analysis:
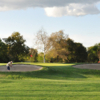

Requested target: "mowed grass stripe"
[
  {"left": 0, "top": 79, "right": 100, "bottom": 98},
  {"left": 0, "top": 80, "right": 100, "bottom": 91}
]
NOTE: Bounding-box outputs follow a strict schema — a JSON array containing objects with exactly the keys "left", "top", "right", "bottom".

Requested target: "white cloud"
[
  {"left": 0, "top": 0, "right": 100, "bottom": 16},
  {"left": 70, "top": 34, "right": 100, "bottom": 47},
  {"left": 44, "top": 3, "right": 100, "bottom": 17}
]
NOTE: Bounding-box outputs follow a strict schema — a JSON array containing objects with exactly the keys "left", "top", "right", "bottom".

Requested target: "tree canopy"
[
  {"left": 0, "top": 39, "right": 9, "bottom": 62},
  {"left": 0, "top": 30, "right": 99, "bottom": 63},
  {"left": 4, "top": 32, "right": 29, "bottom": 62},
  {"left": 35, "top": 28, "right": 48, "bottom": 63},
  {"left": 46, "top": 31, "right": 87, "bottom": 63},
  {"left": 47, "top": 30, "right": 69, "bottom": 62},
  {"left": 87, "top": 44, "right": 100, "bottom": 63},
  {"left": 29, "top": 48, "right": 38, "bottom": 62}
]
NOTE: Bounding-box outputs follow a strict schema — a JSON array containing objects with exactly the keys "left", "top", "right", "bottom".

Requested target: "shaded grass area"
[
  {"left": 0, "top": 63, "right": 100, "bottom": 100},
  {"left": 0, "top": 62, "right": 100, "bottom": 80},
  {"left": 0, "top": 63, "right": 76, "bottom": 79}
]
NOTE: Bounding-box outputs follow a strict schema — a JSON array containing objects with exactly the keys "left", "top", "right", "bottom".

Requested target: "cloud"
[
  {"left": 70, "top": 34, "right": 100, "bottom": 47},
  {"left": 0, "top": 0, "right": 100, "bottom": 16},
  {"left": 44, "top": 3, "right": 100, "bottom": 17}
]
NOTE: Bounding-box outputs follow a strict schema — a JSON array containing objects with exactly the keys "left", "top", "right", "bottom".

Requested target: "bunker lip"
[
  {"left": 0, "top": 64, "right": 43, "bottom": 72},
  {"left": 73, "top": 63, "right": 100, "bottom": 70}
]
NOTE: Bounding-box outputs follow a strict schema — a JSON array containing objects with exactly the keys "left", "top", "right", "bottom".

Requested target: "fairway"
[{"left": 0, "top": 63, "right": 100, "bottom": 100}]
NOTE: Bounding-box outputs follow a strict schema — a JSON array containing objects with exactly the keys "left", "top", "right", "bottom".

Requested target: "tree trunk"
[
  {"left": 57, "top": 55, "right": 59, "bottom": 62},
  {"left": 44, "top": 54, "right": 45, "bottom": 63}
]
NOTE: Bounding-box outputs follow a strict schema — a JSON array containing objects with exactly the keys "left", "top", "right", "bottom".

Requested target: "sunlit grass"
[
  {"left": 0, "top": 63, "right": 6, "bottom": 66},
  {"left": 14, "top": 62, "right": 75, "bottom": 66}
]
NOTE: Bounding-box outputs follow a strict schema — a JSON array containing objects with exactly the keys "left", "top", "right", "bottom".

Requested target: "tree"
[
  {"left": 64, "top": 38, "right": 75, "bottom": 62},
  {"left": 87, "top": 44, "right": 99, "bottom": 63},
  {"left": 47, "top": 30, "right": 69, "bottom": 62},
  {"left": 97, "top": 44, "right": 100, "bottom": 63},
  {"left": 0, "top": 39, "right": 9, "bottom": 62},
  {"left": 47, "top": 34, "right": 87, "bottom": 63},
  {"left": 66, "top": 38, "right": 87, "bottom": 63},
  {"left": 35, "top": 28, "right": 48, "bottom": 63},
  {"left": 29, "top": 48, "right": 38, "bottom": 62},
  {"left": 37, "top": 52, "right": 44, "bottom": 62},
  {"left": 4, "top": 32, "right": 29, "bottom": 62},
  {"left": 74, "top": 43, "right": 87, "bottom": 62}
]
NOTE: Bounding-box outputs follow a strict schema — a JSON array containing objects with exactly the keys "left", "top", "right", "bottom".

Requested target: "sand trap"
[
  {"left": 0, "top": 64, "right": 42, "bottom": 72},
  {"left": 73, "top": 64, "right": 100, "bottom": 70}
]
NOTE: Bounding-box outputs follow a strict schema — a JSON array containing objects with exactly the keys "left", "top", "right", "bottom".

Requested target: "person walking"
[{"left": 6, "top": 61, "right": 13, "bottom": 71}]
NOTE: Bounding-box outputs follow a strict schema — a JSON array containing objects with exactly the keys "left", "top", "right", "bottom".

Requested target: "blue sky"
[{"left": 0, "top": 0, "right": 100, "bottom": 48}]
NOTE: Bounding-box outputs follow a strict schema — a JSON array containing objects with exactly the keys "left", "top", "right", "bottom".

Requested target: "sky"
[{"left": 0, "top": 0, "right": 100, "bottom": 49}]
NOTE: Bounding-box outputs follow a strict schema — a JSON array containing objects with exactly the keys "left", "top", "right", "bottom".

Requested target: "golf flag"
[
  {"left": 98, "top": 61, "right": 100, "bottom": 63},
  {"left": 30, "top": 55, "right": 33, "bottom": 57}
]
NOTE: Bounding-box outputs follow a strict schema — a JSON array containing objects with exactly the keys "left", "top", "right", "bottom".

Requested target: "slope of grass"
[{"left": 0, "top": 62, "right": 100, "bottom": 100}]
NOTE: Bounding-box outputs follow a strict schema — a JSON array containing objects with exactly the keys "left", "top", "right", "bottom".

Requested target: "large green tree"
[
  {"left": 66, "top": 38, "right": 87, "bottom": 63},
  {"left": 74, "top": 43, "right": 87, "bottom": 62},
  {"left": 87, "top": 44, "right": 100, "bottom": 63},
  {"left": 5, "top": 32, "right": 29, "bottom": 62},
  {"left": 0, "top": 39, "right": 9, "bottom": 62}
]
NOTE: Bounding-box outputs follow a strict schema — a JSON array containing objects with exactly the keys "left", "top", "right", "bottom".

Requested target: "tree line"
[
  {"left": 0, "top": 31, "right": 100, "bottom": 63},
  {"left": 0, "top": 32, "right": 37, "bottom": 62}
]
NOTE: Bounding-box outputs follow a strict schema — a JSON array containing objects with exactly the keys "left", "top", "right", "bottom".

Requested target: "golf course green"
[{"left": 0, "top": 62, "right": 100, "bottom": 100}]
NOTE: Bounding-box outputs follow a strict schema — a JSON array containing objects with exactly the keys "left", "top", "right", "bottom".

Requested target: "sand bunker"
[
  {"left": 73, "top": 64, "right": 100, "bottom": 70},
  {"left": 0, "top": 64, "right": 42, "bottom": 72}
]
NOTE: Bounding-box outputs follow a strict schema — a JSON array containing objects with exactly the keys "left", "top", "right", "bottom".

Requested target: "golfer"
[{"left": 6, "top": 61, "right": 13, "bottom": 70}]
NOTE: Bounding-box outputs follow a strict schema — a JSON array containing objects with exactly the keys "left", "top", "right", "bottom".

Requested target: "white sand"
[
  {"left": 73, "top": 64, "right": 100, "bottom": 70},
  {"left": 0, "top": 64, "right": 42, "bottom": 72}
]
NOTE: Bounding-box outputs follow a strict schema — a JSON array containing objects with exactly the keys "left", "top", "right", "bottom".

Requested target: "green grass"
[{"left": 0, "top": 62, "right": 100, "bottom": 100}]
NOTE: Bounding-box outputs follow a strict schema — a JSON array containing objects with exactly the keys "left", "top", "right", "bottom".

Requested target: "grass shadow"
[{"left": 0, "top": 63, "right": 100, "bottom": 80}]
